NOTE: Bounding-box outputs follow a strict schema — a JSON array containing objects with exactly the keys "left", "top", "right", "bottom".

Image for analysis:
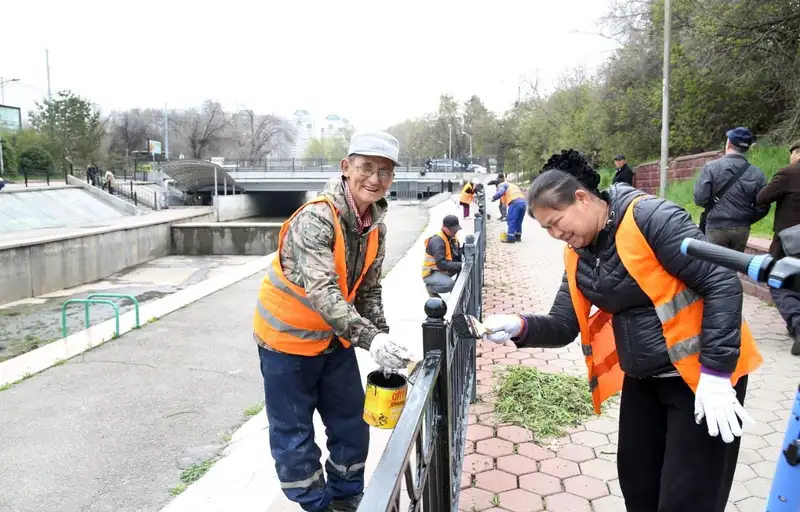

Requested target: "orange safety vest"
[
  {"left": 253, "top": 196, "right": 379, "bottom": 356},
  {"left": 459, "top": 183, "right": 475, "bottom": 204},
  {"left": 501, "top": 182, "right": 525, "bottom": 206},
  {"left": 565, "top": 196, "right": 763, "bottom": 414},
  {"left": 421, "top": 231, "right": 455, "bottom": 278}
]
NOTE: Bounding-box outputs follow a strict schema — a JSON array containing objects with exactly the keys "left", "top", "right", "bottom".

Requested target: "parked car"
[
  {"left": 430, "top": 159, "right": 463, "bottom": 171},
  {"left": 467, "top": 164, "right": 487, "bottom": 174}
]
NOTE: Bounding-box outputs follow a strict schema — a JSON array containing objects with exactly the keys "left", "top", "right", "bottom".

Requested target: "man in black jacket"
[
  {"left": 693, "top": 127, "right": 770, "bottom": 251},
  {"left": 612, "top": 154, "right": 634, "bottom": 186},
  {"left": 421, "top": 215, "right": 463, "bottom": 296}
]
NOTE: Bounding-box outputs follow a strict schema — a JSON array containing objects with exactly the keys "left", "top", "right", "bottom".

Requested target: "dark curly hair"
[{"left": 527, "top": 149, "right": 602, "bottom": 211}]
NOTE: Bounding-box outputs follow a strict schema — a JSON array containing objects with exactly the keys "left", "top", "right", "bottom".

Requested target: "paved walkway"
[
  {"left": 0, "top": 202, "right": 433, "bottom": 512},
  {"left": 461, "top": 205, "right": 800, "bottom": 512}
]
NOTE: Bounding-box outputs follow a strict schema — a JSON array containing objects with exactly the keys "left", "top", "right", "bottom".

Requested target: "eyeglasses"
[{"left": 355, "top": 164, "right": 395, "bottom": 181}]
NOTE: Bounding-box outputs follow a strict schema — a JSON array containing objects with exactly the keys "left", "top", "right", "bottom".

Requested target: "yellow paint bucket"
[{"left": 363, "top": 371, "right": 408, "bottom": 429}]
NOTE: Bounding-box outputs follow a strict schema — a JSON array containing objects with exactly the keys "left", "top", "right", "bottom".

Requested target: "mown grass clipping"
[{"left": 495, "top": 366, "right": 593, "bottom": 439}]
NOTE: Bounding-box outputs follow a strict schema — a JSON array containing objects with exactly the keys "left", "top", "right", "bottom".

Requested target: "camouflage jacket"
[{"left": 268, "top": 177, "right": 389, "bottom": 350}]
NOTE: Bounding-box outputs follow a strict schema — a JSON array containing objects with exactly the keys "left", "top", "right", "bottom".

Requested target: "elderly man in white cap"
[{"left": 253, "top": 131, "right": 413, "bottom": 512}]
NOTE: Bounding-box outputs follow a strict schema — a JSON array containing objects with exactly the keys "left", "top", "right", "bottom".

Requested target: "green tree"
[
  {"left": 28, "top": 90, "right": 104, "bottom": 170},
  {"left": 304, "top": 135, "right": 348, "bottom": 161},
  {"left": 18, "top": 145, "right": 55, "bottom": 172},
  {"left": 0, "top": 136, "right": 16, "bottom": 175}
]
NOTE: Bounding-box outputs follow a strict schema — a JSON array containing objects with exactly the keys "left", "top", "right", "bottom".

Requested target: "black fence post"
[
  {"left": 24, "top": 170, "right": 28, "bottom": 187},
  {"left": 133, "top": 191, "right": 138, "bottom": 206},
  {"left": 421, "top": 298, "right": 453, "bottom": 511}
]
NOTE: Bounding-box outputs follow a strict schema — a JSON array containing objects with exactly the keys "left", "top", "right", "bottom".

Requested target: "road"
[{"left": 0, "top": 201, "right": 433, "bottom": 512}]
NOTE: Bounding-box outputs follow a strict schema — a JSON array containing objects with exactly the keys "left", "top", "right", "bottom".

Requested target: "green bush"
[
  {"left": 1, "top": 137, "right": 16, "bottom": 175},
  {"left": 18, "top": 145, "right": 55, "bottom": 173}
]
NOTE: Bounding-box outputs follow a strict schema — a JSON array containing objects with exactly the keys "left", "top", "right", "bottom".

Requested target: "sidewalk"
[
  {"left": 461, "top": 203, "right": 800, "bottom": 511},
  {"left": 162, "top": 196, "right": 475, "bottom": 511}
]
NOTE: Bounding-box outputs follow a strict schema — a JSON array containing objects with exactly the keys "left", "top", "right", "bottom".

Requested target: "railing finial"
[
  {"left": 424, "top": 297, "right": 447, "bottom": 319},
  {"left": 465, "top": 234, "right": 475, "bottom": 244}
]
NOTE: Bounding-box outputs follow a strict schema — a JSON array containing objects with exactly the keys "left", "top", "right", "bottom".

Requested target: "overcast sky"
[{"left": 1, "top": 0, "right": 618, "bottom": 130}]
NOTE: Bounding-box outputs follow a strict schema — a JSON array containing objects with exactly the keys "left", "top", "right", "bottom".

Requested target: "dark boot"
[
  {"left": 328, "top": 494, "right": 363, "bottom": 512},
  {"left": 792, "top": 334, "right": 800, "bottom": 356}
]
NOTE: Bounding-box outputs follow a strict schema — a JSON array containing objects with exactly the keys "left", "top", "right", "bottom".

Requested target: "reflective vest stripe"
[
  {"left": 255, "top": 301, "right": 333, "bottom": 341},
  {"left": 280, "top": 468, "right": 325, "bottom": 490},
  {"left": 422, "top": 231, "right": 452, "bottom": 278},
  {"left": 565, "top": 195, "right": 763, "bottom": 414},
  {"left": 654, "top": 288, "right": 701, "bottom": 323},
  {"left": 266, "top": 265, "right": 315, "bottom": 310}
]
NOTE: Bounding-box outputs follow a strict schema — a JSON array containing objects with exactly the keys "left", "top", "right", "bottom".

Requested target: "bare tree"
[
  {"left": 176, "top": 100, "right": 230, "bottom": 159},
  {"left": 240, "top": 110, "right": 295, "bottom": 161}
]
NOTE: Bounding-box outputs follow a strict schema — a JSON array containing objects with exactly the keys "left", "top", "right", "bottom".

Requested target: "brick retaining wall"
[{"left": 633, "top": 150, "right": 723, "bottom": 194}]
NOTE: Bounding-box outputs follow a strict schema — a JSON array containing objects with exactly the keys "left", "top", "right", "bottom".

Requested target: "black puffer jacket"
[
  {"left": 693, "top": 153, "right": 770, "bottom": 229},
  {"left": 517, "top": 184, "right": 744, "bottom": 377}
]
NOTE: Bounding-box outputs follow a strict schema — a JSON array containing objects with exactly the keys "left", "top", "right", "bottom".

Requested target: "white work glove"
[
  {"left": 370, "top": 333, "right": 413, "bottom": 370},
  {"left": 694, "top": 372, "right": 754, "bottom": 443},
  {"left": 482, "top": 314, "right": 524, "bottom": 344}
]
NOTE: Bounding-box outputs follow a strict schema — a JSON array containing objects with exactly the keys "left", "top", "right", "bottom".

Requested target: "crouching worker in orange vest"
[
  {"left": 422, "top": 214, "right": 463, "bottom": 297},
  {"left": 481, "top": 149, "right": 762, "bottom": 512},
  {"left": 253, "top": 131, "right": 413, "bottom": 512},
  {"left": 459, "top": 180, "right": 475, "bottom": 219}
]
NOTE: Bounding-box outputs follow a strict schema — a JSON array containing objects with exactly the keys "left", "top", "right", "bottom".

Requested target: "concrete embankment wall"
[
  {"left": 66, "top": 175, "right": 138, "bottom": 215},
  {"left": 172, "top": 223, "right": 281, "bottom": 256},
  {"left": 0, "top": 209, "right": 215, "bottom": 304}
]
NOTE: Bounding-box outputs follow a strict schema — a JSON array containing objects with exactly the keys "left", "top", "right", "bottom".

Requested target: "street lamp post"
[
  {"left": 463, "top": 131, "right": 473, "bottom": 160},
  {"left": 0, "top": 77, "right": 20, "bottom": 104},
  {"left": 448, "top": 124, "right": 453, "bottom": 172},
  {"left": 659, "top": 0, "right": 672, "bottom": 198}
]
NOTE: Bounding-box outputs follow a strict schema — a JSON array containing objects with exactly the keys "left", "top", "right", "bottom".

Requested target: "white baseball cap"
[{"left": 348, "top": 131, "right": 401, "bottom": 167}]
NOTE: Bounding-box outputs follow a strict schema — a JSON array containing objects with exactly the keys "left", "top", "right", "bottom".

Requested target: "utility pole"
[
  {"left": 0, "top": 77, "right": 20, "bottom": 104},
  {"left": 164, "top": 104, "right": 169, "bottom": 161},
  {"left": 659, "top": 0, "right": 672, "bottom": 198},
  {"left": 448, "top": 123, "right": 453, "bottom": 172},
  {"left": 45, "top": 49, "right": 52, "bottom": 100},
  {"left": 0, "top": 136, "right": 5, "bottom": 177}
]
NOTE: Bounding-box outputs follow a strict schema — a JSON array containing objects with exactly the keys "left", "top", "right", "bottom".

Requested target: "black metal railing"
[{"left": 359, "top": 195, "right": 486, "bottom": 512}]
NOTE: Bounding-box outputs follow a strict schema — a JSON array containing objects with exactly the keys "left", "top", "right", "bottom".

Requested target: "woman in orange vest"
[
  {"left": 459, "top": 180, "right": 475, "bottom": 218},
  {"left": 482, "top": 149, "right": 762, "bottom": 512}
]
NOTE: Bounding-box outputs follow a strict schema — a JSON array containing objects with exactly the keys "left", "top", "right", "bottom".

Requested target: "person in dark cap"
[
  {"left": 421, "top": 214, "right": 463, "bottom": 296},
  {"left": 693, "top": 127, "right": 769, "bottom": 251},
  {"left": 612, "top": 154, "right": 634, "bottom": 186}
]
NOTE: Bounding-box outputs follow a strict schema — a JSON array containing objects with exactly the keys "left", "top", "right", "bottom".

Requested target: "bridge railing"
[
  {"left": 358, "top": 197, "right": 486, "bottom": 512},
  {"left": 219, "top": 158, "right": 463, "bottom": 172}
]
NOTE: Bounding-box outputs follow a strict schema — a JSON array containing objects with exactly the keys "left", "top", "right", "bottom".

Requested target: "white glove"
[
  {"left": 370, "top": 333, "right": 413, "bottom": 370},
  {"left": 694, "top": 372, "right": 754, "bottom": 443},
  {"left": 482, "top": 315, "right": 524, "bottom": 344}
]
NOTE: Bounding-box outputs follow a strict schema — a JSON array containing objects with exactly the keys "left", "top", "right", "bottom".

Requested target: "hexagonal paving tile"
[
  {"left": 563, "top": 475, "right": 609, "bottom": 500},
  {"left": 521, "top": 358, "right": 546, "bottom": 367},
  {"left": 461, "top": 472, "right": 472, "bottom": 490},
  {"left": 584, "top": 418, "right": 619, "bottom": 435},
  {"left": 743, "top": 476, "right": 772, "bottom": 499},
  {"left": 607, "top": 478, "right": 622, "bottom": 497},
  {"left": 728, "top": 480, "right": 749, "bottom": 502},
  {"left": 476, "top": 438, "right": 515, "bottom": 458},
  {"left": 496, "top": 357, "right": 522, "bottom": 365},
  {"left": 467, "top": 424, "right": 494, "bottom": 442},
  {"left": 497, "top": 489, "right": 544, "bottom": 512},
  {"left": 497, "top": 425, "right": 534, "bottom": 444},
  {"left": 517, "top": 443, "right": 555, "bottom": 461},
  {"left": 470, "top": 403, "right": 495, "bottom": 416},
  {"left": 463, "top": 453, "right": 494, "bottom": 474},
  {"left": 733, "top": 463, "right": 757, "bottom": 482},
  {"left": 497, "top": 454, "right": 538, "bottom": 475},
  {"left": 750, "top": 460, "right": 777, "bottom": 478},
  {"left": 736, "top": 496, "right": 767, "bottom": 512},
  {"left": 458, "top": 487, "right": 496, "bottom": 511},
  {"left": 519, "top": 472, "right": 562, "bottom": 496},
  {"left": 544, "top": 492, "right": 592, "bottom": 512},
  {"left": 592, "top": 494, "right": 627, "bottom": 512},
  {"left": 579, "top": 458, "right": 617, "bottom": 481},
  {"left": 737, "top": 448, "right": 763, "bottom": 465},
  {"left": 557, "top": 444, "right": 595, "bottom": 463},
  {"left": 475, "top": 469, "right": 518, "bottom": 493},
  {"left": 594, "top": 444, "right": 618, "bottom": 462},
  {"left": 570, "top": 431, "right": 609, "bottom": 448},
  {"left": 539, "top": 457, "right": 580, "bottom": 479},
  {"left": 507, "top": 352, "right": 531, "bottom": 360}
]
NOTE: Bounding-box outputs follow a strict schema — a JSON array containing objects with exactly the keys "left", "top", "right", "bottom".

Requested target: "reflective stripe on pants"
[{"left": 258, "top": 344, "right": 369, "bottom": 512}]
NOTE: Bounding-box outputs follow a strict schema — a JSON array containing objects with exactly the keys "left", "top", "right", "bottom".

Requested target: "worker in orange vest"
[
  {"left": 482, "top": 149, "right": 762, "bottom": 512},
  {"left": 421, "top": 215, "right": 463, "bottom": 297},
  {"left": 253, "top": 131, "right": 413, "bottom": 512},
  {"left": 459, "top": 180, "right": 475, "bottom": 219},
  {"left": 491, "top": 178, "right": 526, "bottom": 242}
]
